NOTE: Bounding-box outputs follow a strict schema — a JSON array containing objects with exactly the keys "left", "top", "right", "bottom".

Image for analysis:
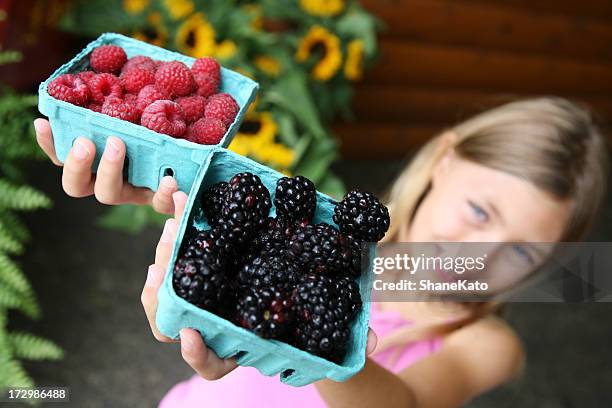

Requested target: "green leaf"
[
  {"left": 0, "top": 221, "right": 23, "bottom": 254},
  {"left": 0, "top": 354, "right": 33, "bottom": 389},
  {"left": 292, "top": 137, "right": 338, "bottom": 185},
  {"left": 265, "top": 70, "right": 327, "bottom": 140},
  {"left": 7, "top": 332, "right": 63, "bottom": 361},
  {"left": 0, "top": 180, "right": 51, "bottom": 212},
  {"left": 0, "top": 254, "right": 31, "bottom": 295}
]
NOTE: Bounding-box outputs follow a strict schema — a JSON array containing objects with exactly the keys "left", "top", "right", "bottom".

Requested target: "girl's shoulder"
[{"left": 444, "top": 314, "right": 526, "bottom": 378}]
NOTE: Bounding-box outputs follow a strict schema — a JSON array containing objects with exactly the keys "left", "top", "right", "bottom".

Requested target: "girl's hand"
[
  {"left": 34, "top": 118, "right": 178, "bottom": 214},
  {"left": 141, "top": 191, "right": 238, "bottom": 380},
  {"left": 140, "top": 193, "right": 379, "bottom": 381}
]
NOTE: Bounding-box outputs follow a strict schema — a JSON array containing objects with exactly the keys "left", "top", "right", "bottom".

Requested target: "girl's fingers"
[
  {"left": 155, "top": 218, "right": 177, "bottom": 266},
  {"left": 141, "top": 264, "right": 175, "bottom": 343},
  {"left": 179, "top": 328, "right": 238, "bottom": 381},
  {"left": 366, "top": 328, "right": 378, "bottom": 355},
  {"left": 34, "top": 119, "right": 62, "bottom": 166},
  {"left": 173, "top": 191, "right": 189, "bottom": 221},
  {"left": 61, "top": 137, "right": 96, "bottom": 198},
  {"left": 151, "top": 176, "right": 178, "bottom": 214},
  {"left": 94, "top": 137, "right": 129, "bottom": 204}
]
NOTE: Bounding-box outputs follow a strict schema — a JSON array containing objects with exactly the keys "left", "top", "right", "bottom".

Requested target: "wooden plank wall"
[{"left": 335, "top": 0, "right": 612, "bottom": 159}]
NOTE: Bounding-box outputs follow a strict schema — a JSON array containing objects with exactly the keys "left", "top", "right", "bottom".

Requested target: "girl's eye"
[
  {"left": 512, "top": 244, "right": 534, "bottom": 265},
  {"left": 468, "top": 201, "right": 489, "bottom": 223}
]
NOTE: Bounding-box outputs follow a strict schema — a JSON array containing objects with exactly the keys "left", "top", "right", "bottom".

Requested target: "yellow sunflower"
[
  {"left": 296, "top": 26, "right": 342, "bottom": 81},
  {"left": 163, "top": 0, "right": 194, "bottom": 20},
  {"left": 254, "top": 55, "right": 282, "bottom": 77},
  {"left": 299, "top": 0, "right": 345, "bottom": 17},
  {"left": 344, "top": 39, "right": 365, "bottom": 80},
  {"left": 175, "top": 12, "right": 216, "bottom": 58},
  {"left": 123, "top": 0, "right": 150, "bottom": 14},
  {"left": 215, "top": 40, "right": 238, "bottom": 60},
  {"left": 229, "top": 112, "right": 295, "bottom": 170},
  {"left": 132, "top": 12, "right": 168, "bottom": 47}
]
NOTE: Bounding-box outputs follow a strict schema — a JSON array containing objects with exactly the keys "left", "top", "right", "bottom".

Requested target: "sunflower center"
[
  {"left": 241, "top": 120, "right": 262, "bottom": 135},
  {"left": 142, "top": 27, "right": 159, "bottom": 41},
  {"left": 186, "top": 29, "right": 196, "bottom": 48},
  {"left": 309, "top": 41, "right": 328, "bottom": 59}
]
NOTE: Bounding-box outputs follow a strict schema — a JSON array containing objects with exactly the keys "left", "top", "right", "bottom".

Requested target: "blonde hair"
[{"left": 376, "top": 97, "right": 609, "bottom": 352}]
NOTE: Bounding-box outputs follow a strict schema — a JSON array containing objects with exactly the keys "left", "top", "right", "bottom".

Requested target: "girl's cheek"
[{"left": 429, "top": 197, "right": 467, "bottom": 241}]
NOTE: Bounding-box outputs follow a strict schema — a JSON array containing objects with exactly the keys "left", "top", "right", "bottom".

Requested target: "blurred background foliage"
[
  {"left": 0, "top": 50, "right": 63, "bottom": 394},
  {"left": 58, "top": 0, "right": 381, "bottom": 233}
]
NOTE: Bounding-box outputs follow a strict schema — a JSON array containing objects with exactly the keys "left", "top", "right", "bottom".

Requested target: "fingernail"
[
  {"left": 180, "top": 329, "right": 194, "bottom": 352},
  {"left": 104, "top": 138, "right": 121, "bottom": 162},
  {"left": 145, "top": 265, "right": 163, "bottom": 288},
  {"left": 161, "top": 176, "right": 176, "bottom": 194},
  {"left": 33, "top": 119, "right": 43, "bottom": 135},
  {"left": 72, "top": 140, "right": 90, "bottom": 160},
  {"left": 160, "top": 219, "right": 174, "bottom": 243}
]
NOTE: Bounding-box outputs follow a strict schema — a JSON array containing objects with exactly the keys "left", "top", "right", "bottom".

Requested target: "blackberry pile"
[{"left": 172, "top": 172, "right": 390, "bottom": 364}]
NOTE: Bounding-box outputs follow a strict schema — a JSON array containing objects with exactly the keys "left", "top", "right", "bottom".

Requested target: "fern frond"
[
  {"left": 0, "top": 354, "right": 34, "bottom": 389},
  {"left": 0, "top": 212, "right": 30, "bottom": 242},
  {"left": 0, "top": 180, "right": 51, "bottom": 211},
  {"left": 7, "top": 332, "right": 63, "bottom": 361},
  {"left": 0, "top": 285, "right": 39, "bottom": 319},
  {"left": 0, "top": 253, "right": 31, "bottom": 294},
  {"left": 0, "top": 221, "right": 24, "bottom": 254}
]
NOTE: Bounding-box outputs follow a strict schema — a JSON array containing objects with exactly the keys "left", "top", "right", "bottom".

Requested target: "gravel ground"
[{"left": 6, "top": 157, "right": 612, "bottom": 407}]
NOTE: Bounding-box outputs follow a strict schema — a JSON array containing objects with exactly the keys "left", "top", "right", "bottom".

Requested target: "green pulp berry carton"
[
  {"left": 156, "top": 148, "right": 375, "bottom": 387},
  {"left": 38, "top": 33, "right": 259, "bottom": 193}
]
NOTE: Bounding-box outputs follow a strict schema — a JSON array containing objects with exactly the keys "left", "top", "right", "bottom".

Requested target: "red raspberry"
[
  {"left": 77, "top": 70, "right": 96, "bottom": 85},
  {"left": 204, "top": 93, "right": 239, "bottom": 127},
  {"left": 175, "top": 95, "right": 207, "bottom": 124},
  {"left": 186, "top": 118, "right": 226, "bottom": 145},
  {"left": 120, "top": 67, "right": 155, "bottom": 94},
  {"left": 192, "top": 57, "right": 221, "bottom": 80},
  {"left": 88, "top": 73, "right": 122, "bottom": 104},
  {"left": 121, "top": 55, "right": 157, "bottom": 74},
  {"left": 141, "top": 100, "right": 187, "bottom": 137},
  {"left": 90, "top": 45, "right": 127, "bottom": 74},
  {"left": 136, "top": 84, "right": 168, "bottom": 112},
  {"left": 88, "top": 103, "right": 102, "bottom": 113},
  {"left": 154, "top": 61, "right": 195, "bottom": 98},
  {"left": 124, "top": 93, "right": 143, "bottom": 117},
  {"left": 193, "top": 72, "right": 220, "bottom": 98},
  {"left": 47, "top": 74, "right": 89, "bottom": 106},
  {"left": 101, "top": 95, "right": 140, "bottom": 123}
]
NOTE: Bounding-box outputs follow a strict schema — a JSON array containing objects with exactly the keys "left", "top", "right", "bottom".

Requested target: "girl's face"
[{"left": 405, "top": 150, "right": 573, "bottom": 292}]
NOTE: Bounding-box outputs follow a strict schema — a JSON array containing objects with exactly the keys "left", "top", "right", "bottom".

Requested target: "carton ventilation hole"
[
  {"left": 233, "top": 351, "right": 248, "bottom": 360},
  {"left": 163, "top": 167, "right": 175, "bottom": 177},
  {"left": 281, "top": 369, "right": 295, "bottom": 380}
]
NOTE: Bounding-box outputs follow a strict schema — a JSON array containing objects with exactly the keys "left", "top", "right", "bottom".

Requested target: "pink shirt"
[{"left": 159, "top": 303, "right": 442, "bottom": 408}]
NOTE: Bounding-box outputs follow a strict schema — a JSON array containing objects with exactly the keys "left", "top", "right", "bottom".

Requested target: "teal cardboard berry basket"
[
  {"left": 156, "top": 148, "right": 375, "bottom": 387},
  {"left": 38, "top": 33, "right": 259, "bottom": 193}
]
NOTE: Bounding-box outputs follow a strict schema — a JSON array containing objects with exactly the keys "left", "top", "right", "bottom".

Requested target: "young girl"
[{"left": 35, "top": 97, "right": 608, "bottom": 407}]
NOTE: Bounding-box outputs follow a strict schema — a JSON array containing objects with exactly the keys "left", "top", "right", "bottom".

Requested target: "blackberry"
[
  {"left": 333, "top": 190, "right": 390, "bottom": 242},
  {"left": 220, "top": 172, "right": 271, "bottom": 234},
  {"left": 346, "top": 235, "right": 365, "bottom": 278},
  {"left": 172, "top": 254, "right": 234, "bottom": 316},
  {"left": 248, "top": 218, "right": 294, "bottom": 260},
  {"left": 274, "top": 176, "right": 317, "bottom": 225},
  {"left": 202, "top": 182, "right": 229, "bottom": 227},
  {"left": 292, "top": 274, "right": 362, "bottom": 364},
  {"left": 236, "top": 286, "right": 294, "bottom": 339},
  {"left": 286, "top": 223, "right": 352, "bottom": 275},
  {"left": 238, "top": 254, "right": 301, "bottom": 291},
  {"left": 186, "top": 227, "right": 235, "bottom": 259}
]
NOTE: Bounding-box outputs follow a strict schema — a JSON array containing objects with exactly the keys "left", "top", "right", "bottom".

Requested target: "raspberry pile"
[
  {"left": 47, "top": 44, "right": 239, "bottom": 145},
  {"left": 173, "top": 173, "right": 390, "bottom": 364}
]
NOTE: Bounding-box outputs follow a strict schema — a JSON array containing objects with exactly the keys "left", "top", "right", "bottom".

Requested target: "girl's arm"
[{"left": 315, "top": 316, "right": 525, "bottom": 408}]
